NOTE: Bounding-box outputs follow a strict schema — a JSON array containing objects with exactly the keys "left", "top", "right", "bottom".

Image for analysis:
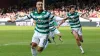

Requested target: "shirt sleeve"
[
  {"left": 49, "top": 12, "right": 54, "bottom": 20},
  {"left": 75, "top": 12, "right": 79, "bottom": 17},
  {"left": 54, "top": 19, "right": 58, "bottom": 26},
  {"left": 15, "top": 13, "right": 33, "bottom": 22}
]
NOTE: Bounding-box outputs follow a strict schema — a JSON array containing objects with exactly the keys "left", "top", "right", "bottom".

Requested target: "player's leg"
[
  {"left": 79, "top": 36, "right": 83, "bottom": 42},
  {"left": 48, "top": 38, "right": 52, "bottom": 43},
  {"left": 78, "top": 28, "right": 83, "bottom": 43},
  {"left": 49, "top": 31, "right": 56, "bottom": 43},
  {"left": 57, "top": 33, "right": 63, "bottom": 42},
  {"left": 37, "top": 34, "right": 48, "bottom": 53},
  {"left": 72, "top": 29, "right": 84, "bottom": 54},
  {"left": 54, "top": 29, "right": 63, "bottom": 42},
  {"left": 52, "top": 36, "right": 56, "bottom": 44},
  {"left": 31, "top": 31, "right": 39, "bottom": 56},
  {"left": 44, "top": 40, "right": 49, "bottom": 49},
  {"left": 72, "top": 30, "right": 81, "bottom": 46},
  {"left": 47, "top": 32, "right": 52, "bottom": 43},
  {"left": 77, "top": 28, "right": 84, "bottom": 53},
  {"left": 44, "top": 36, "right": 50, "bottom": 50},
  {"left": 31, "top": 42, "right": 38, "bottom": 56}
]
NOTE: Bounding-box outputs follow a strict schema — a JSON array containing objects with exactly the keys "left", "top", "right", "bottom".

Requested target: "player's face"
[
  {"left": 70, "top": 8, "right": 75, "bottom": 13},
  {"left": 36, "top": 2, "right": 43, "bottom": 11}
]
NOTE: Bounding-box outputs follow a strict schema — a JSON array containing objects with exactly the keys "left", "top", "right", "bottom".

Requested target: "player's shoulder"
[
  {"left": 44, "top": 10, "right": 52, "bottom": 15},
  {"left": 74, "top": 12, "right": 79, "bottom": 16},
  {"left": 42, "top": 10, "right": 50, "bottom": 14},
  {"left": 32, "top": 10, "right": 37, "bottom": 14},
  {"left": 29, "top": 10, "right": 36, "bottom": 15}
]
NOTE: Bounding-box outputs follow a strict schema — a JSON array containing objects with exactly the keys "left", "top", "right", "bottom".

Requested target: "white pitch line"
[{"left": 0, "top": 42, "right": 29, "bottom": 46}]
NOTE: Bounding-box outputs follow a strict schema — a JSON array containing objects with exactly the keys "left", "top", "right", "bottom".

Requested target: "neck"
[
  {"left": 70, "top": 11, "right": 75, "bottom": 14},
  {"left": 37, "top": 9, "right": 43, "bottom": 13}
]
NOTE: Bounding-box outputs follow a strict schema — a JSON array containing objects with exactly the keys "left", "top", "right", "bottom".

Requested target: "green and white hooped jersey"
[
  {"left": 27, "top": 10, "right": 54, "bottom": 34},
  {"left": 49, "top": 18, "right": 58, "bottom": 31},
  {"left": 67, "top": 12, "right": 81, "bottom": 28}
]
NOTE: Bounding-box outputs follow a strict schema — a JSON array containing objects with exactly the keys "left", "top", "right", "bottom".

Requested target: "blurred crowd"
[
  {"left": 0, "top": 7, "right": 33, "bottom": 19},
  {"left": 0, "top": 7, "right": 100, "bottom": 19},
  {"left": 0, "top": 0, "right": 100, "bottom": 19},
  {"left": 49, "top": 6, "right": 100, "bottom": 18},
  {"left": 46, "top": 0, "right": 100, "bottom": 18}
]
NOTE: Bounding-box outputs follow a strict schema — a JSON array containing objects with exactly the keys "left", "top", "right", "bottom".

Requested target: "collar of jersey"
[{"left": 35, "top": 10, "right": 44, "bottom": 14}]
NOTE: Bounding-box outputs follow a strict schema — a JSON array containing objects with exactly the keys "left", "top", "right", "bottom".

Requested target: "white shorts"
[
  {"left": 49, "top": 29, "right": 60, "bottom": 37},
  {"left": 32, "top": 31, "right": 48, "bottom": 47},
  {"left": 71, "top": 28, "right": 82, "bottom": 36}
]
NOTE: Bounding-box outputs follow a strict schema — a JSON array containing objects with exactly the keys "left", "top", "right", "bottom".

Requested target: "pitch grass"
[{"left": 0, "top": 26, "right": 100, "bottom": 56}]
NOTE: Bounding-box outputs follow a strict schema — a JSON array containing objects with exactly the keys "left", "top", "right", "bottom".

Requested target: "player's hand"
[
  {"left": 57, "top": 25, "right": 60, "bottom": 29},
  {"left": 7, "top": 20, "right": 12, "bottom": 22},
  {"left": 7, "top": 20, "right": 15, "bottom": 23},
  {"left": 7, "top": 16, "right": 16, "bottom": 23},
  {"left": 7, "top": 18, "right": 15, "bottom": 23}
]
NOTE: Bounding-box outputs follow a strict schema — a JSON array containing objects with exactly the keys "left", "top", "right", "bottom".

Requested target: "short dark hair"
[
  {"left": 69, "top": 5, "right": 75, "bottom": 10},
  {"left": 36, "top": 0, "right": 43, "bottom": 5},
  {"left": 36, "top": 0, "right": 43, "bottom": 3}
]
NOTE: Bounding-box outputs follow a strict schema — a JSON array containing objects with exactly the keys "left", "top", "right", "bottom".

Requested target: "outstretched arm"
[
  {"left": 82, "top": 17, "right": 92, "bottom": 22},
  {"left": 15, "top": 16, "right": 30, "bottom": 22},
  {"left": 57, "top": 17, "right": 68, "bottom": 28},
  {"left": 80, "top": 12, "right": 92, "bottom": 22},
  {"left": 8, "top": 13, "right": 33, "bottom": 22}
]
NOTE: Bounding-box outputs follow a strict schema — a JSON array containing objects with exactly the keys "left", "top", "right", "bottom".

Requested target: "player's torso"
[
  {"left": 31, "top": 10, "right": 50, "bottom": 34},
  {"left": 67, "top": 12, "right": 81, "bottom": 28}
]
